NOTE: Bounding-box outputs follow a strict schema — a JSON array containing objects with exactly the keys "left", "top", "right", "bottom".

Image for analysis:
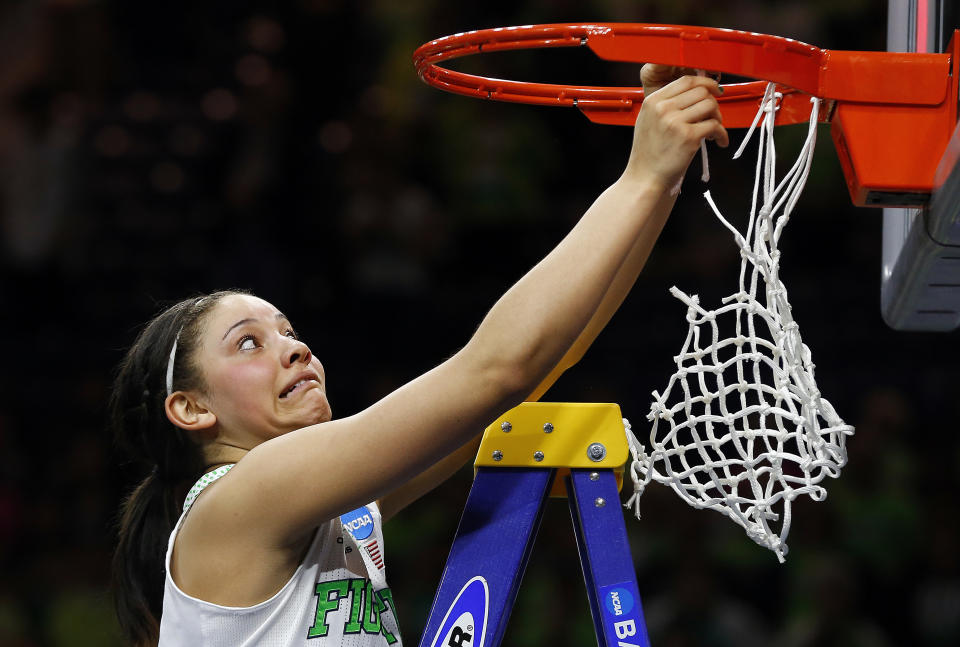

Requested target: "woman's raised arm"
[{"left": 222, "top": 74, "right": 728, "bottom": 543}]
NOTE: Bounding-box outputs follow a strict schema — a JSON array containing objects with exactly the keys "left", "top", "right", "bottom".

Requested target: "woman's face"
[{"left": 193, "top": 294, "right": 332, "bottom": 446}]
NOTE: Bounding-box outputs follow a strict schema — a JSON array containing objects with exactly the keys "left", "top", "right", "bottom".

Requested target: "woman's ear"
[{"left": 165, "top": 392, "right": 217, "bottom": 431}]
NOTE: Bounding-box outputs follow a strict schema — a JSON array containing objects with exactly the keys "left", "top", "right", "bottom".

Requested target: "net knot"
[
  {"left": 762, "top": 91, "right": 784, "bottom": 115},
  {"left": 745, "top": 523, "right": 765, "bottom": 542},
  {"left": 647, "top": 393, "right": 666, "bottom": 421}
]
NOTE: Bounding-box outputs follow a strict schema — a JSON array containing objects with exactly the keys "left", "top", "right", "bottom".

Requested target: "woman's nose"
[{"left": 284, "top": 338, "right": 312, "bottom": 366}]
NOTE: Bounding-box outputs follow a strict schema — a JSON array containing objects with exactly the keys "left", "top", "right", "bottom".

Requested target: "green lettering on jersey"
[
  {"left": 307, "top": 579, "right": 349, "bottom": 638},
  {"left": 376, "top": 587, "right": 399, "bottom": 645},
  {"left": 362, "top": 579, "right": 382, "bottom": 634},
  {"left": 344, "top": 578, "right": 367, "bottom": 634},
  {"left": 308, "top": 578, "right": 401, "bottom": 643}
]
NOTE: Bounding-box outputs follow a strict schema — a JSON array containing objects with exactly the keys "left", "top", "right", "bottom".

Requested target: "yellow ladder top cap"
[{"left": 476, "top": 402, "right": 628, "bottom": 469}]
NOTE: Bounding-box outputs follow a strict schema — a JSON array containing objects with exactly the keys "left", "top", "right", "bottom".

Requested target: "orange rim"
[{"left": 413, "top": 23, "right": 951, "bottom": 129}]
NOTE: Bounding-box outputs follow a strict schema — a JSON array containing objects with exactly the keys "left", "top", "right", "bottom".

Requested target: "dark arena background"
[{"left": 1, "top": 1, "right": 958, "bottom": 645}]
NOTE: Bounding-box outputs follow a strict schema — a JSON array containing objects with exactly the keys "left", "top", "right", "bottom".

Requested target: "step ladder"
[{"left": 417, "top": 402, "right": 651, "bottom": 647}]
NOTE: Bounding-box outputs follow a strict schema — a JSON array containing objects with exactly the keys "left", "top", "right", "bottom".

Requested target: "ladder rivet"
[
  {"left": 595, "top": 497, "right": 606, "bottom": 507},
  {"left": 534, "top": 451, "right": 544, "bottom": 462},
  {"left": 543, "top": 422, "right": 554, "bottom": 433},
  {"left": 492, "top": 450, "right": 503, "bottom": 461},
  {"left": 501, "top": 421, "right": 512, "bottom": 433},
  {"left": 587, "top": 442, "right": 606, "bottom": 462},
  {"left": 589, "top": 472, "right": 600, "bottom": 481}
]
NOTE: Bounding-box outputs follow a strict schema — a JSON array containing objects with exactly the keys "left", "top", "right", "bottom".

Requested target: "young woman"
[{"left": 111, "top": 66, "right": 727, "bottom": 646}]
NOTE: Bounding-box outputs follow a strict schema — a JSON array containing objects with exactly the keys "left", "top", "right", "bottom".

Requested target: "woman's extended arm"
[
  {"left": 376, "top": 177, "right": 680, "bottom": 521},
  {"left": 530, "top": 65, "right": 724, "bottom": 398},
  {"left": 215, "top": 74, "right": 728, "bottom": 543},
  {"left": 377, "top": 69, "right": 726, "bottom": 520}
]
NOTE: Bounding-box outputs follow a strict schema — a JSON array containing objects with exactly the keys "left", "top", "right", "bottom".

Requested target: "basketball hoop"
[
  {"left": 414, "top": 23, "right": 959, "bottom": 207},
  {"left": 412, "top": 23, "right": 923, "bottom": 560}
]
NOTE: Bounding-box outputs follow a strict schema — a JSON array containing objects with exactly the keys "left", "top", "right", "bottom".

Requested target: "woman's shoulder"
[{"left": 169, "top": 466, "right": 316, "bottom": 607}]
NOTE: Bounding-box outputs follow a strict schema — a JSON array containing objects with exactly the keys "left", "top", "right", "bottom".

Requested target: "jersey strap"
[{"left": 182, "top": 464, "right": 236, "bottom": 513}]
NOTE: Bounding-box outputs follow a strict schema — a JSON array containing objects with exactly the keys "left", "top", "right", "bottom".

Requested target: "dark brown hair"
[{"left": 110, "top": 290, "right": 244, "bottom": 645}]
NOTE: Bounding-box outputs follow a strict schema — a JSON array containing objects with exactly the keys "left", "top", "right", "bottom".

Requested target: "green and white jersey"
[{"left": 158, "top": 466, "right": 401, "bottom": 646}]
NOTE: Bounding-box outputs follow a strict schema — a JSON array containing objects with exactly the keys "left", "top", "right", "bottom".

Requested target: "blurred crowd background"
[{"left": 1, "top": 0, "right": 957, "bottom": 645}]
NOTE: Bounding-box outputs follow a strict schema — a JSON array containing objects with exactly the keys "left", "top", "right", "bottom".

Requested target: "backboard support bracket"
[{"left": 881, "top": 0, "right": 959, "bottom": 331}]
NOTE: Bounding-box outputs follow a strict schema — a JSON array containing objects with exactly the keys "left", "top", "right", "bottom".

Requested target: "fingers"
[
  {"left": 624, "top": 68, "right": 729, "bottom": 187},
  {"left": 640, "top": 64, "right": 720, "bottom": 87},
  {"left": 691, "top": 119, "right": 730, "bottom": 149},
  {"left": 681, "top": 101, "right": 729, "bottom": 149},
  {"left": 645, "top": 78, "right": 728, "bottom": 148},
  {"left": 640, "top": 64, "right": 699, "bottom": 88},
  {"left": 655, "top": 74, "right": 723, "bottom": 100},
  {"left": 679, "top": 96, "right": 722, "bottom": 125},
  {"left": 677, "top": 104, "right": 729, "bottom": 148},
  {"left": 641, "top": 64, "right": 723, "bottom": 97},
  {"left": 666, "top": 84, "right": 722, "bottom": 111}
]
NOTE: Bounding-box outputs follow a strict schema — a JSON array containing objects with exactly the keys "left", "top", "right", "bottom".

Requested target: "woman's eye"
[
  {"left": 285, "top": 330, "right": 298, "bottom": 340},
  {"left": 238, "top": 336, "right": 258, "bottom": 351}
]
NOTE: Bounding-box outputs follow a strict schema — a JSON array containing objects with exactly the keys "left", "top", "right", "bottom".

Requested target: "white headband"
[
  {"left": 165, "top": 328, "right": 182, "bottom": 397},
  {"left": 165, "top": 297, "right": 206, "bottom": 397}
]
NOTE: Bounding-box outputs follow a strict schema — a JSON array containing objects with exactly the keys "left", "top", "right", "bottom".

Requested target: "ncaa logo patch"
[
  {"left": 340, "top": 506, "right": 374, "bottom": 541},
  {"left": 602, "top": 585, "right": 635, "bottom": 618}
]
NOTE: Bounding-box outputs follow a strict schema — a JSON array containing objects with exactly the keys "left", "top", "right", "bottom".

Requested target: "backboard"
[{"left": 882, "top": 0, "right": 960, "bottom": 330}]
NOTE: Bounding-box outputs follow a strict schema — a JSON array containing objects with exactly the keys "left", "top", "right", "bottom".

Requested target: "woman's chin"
[
  {"left": 296, "top": 403, "right": 333, "bottom": 428},
  {"left": 270, "top": 399, "right": 332, "bottom": 436}
]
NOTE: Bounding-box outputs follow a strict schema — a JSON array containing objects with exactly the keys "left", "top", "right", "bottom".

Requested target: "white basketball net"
[{"left": 625, "top": 84, "right": 855, "bottom": 562}]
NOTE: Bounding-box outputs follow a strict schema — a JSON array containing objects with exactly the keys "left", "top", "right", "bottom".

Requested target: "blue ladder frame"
[{"left": 418, "top": 466, "right": 650, "bottom": 647}]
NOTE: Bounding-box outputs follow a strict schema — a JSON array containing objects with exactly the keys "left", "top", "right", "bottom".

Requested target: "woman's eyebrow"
[
  {"left": 222, "top": 318, "right": 255, "bottom": 341},
  {"left": 221, "top": 313, "right": 291, "bottom": 341}
]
